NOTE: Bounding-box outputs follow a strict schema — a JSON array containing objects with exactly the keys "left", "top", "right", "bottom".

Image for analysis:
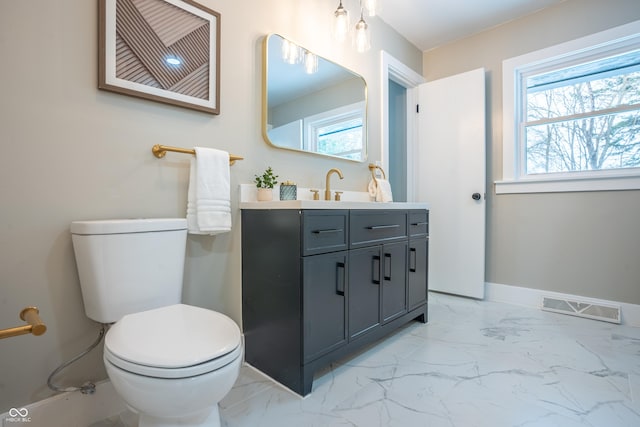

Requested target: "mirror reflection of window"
[
  {"left": 263, "top": 34, "right": 367, "bottom": 162},
  {"left": 304, "top": 102, "right": 365, "bottom": 161}
]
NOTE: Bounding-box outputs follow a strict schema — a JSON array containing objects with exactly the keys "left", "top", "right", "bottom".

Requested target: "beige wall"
[
  {"left": 0, "top": 0, "right": 421, "bottom": 411},
  {"left": 423, "top": 0, "right": 640, "bottom": 304}
]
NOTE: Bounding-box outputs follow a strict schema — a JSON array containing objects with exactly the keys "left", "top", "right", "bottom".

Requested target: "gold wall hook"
[{"left": 0, "top": 306, "right": 47, "bottom": 339}]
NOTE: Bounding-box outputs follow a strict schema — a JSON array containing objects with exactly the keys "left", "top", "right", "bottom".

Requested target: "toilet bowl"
[
  {"left": 104, "top": 304, "right": 242, "bottom": 427},
  {"left": 70, "top": 219, "right": 243, "bottom": 427}
]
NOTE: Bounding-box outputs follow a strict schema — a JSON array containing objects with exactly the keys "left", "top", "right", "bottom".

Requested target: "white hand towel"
[
  {"left": 368, "top": 178, "right": 393, "bottom": 202},
  {"left": 186, "top": 147, "right": 231, "bottom": 235}
]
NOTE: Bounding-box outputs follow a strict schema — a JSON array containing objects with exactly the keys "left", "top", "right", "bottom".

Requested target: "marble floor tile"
[
  {"left": 93, "top": 293, "right": 640, "bottom": 426},
  {"left": 219, "top": 293, "right": 640, "bottom": 427}
]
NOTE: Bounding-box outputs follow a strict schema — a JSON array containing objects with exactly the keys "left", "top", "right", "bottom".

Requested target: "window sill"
[{"left": 495, "top": 174, "right": 640, "bottom": 194}]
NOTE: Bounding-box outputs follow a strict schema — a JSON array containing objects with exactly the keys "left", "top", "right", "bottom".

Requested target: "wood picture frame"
[{"left": 99, "top": 0, "right": 221, "bottom": 114}]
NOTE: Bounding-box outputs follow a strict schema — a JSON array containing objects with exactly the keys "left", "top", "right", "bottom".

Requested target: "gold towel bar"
[
  {"left": 0, "top": 307, "right": 47, "bottom": 340},
  {"left": 368, "top": 163, "right": 387, "bottom": 185},
  {"left": 152, "top": 144, "right": 243, "bottom": 165}
]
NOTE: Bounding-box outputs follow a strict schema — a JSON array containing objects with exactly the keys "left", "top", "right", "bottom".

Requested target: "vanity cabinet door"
[
  {"left": 303, "top": 251, "right": 348, "bottom": 363},
  {"left": 408, "top": 236, "right": 428, "bottom": 310},
  {"left": 348, "top": 246, "right": 381, "bottom": 340},
  {"left": 382, "top": 241, "right": 408, "bottom": 323}
]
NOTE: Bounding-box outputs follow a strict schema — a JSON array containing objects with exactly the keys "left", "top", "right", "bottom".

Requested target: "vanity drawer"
[
  {"left": 350, "top": 210, "right": 407, "bottom": 248},
  {"left": 302, "top": 210, "right": 349, "bottom": 256},
  {"left": 409, "top": 211, "right": 429, "bottom": 237}
]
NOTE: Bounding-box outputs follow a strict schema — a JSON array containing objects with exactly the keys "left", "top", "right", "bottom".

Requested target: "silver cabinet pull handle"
[
  {"left": 367, "top": 224, "right": 400, "bottom": 230},
  {"left": 312, "top": 228, "right": 343, "bottom": 234}
]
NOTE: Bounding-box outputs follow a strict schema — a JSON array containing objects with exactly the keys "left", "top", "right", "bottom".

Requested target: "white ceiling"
[{"left": 376, "top": 0, "right": 566, "bottom": 51}]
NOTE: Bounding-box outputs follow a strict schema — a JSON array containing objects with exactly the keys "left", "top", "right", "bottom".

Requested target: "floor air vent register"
[{"left": 541, "top": 296, "right": 621, "bottom": 324}]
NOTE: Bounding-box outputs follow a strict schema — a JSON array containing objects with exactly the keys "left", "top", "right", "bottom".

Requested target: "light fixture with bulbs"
[
  {"left": 362, "top": 0, "right": 380, "bottom": 17},
  {"left": 280, "top": 38, "right": 319, "bottom": 74},
  {"left": 281, "top": 38, "right": 301, "bottom": 65},
  {"left": 304, "top": 50, "right": 319, "bottom": 74},
  {"left": 332, "top": 0, "right": 378, "bottom": 52},
  {"left": 353, "top": 8, "right": 371, "bottom": 53},
  {"left": 333, "top": 0, "right": 350, "bottom": 43}
]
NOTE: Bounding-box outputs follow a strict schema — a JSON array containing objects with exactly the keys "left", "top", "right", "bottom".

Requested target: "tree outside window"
[{"left": 523, "top": 51, "right": 640, "bottom": 175}]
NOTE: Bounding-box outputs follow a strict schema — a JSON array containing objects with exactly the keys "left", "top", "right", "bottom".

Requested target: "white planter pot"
[{"left": 257, "top": 188, "right": 273, "bottom": 201}]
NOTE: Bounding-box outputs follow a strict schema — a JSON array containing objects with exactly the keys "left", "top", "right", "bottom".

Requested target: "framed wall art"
[{"left": 99, "top": 0, "right": 221, "bottom": 114}]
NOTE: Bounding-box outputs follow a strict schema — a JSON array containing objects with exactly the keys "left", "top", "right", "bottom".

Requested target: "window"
[
  {"left": 304, "top": 102, "right": 366, "bottom": 161},
  {"left": 499, "top": 20, "right": 640, "bottom": 193},
  {"left": 525, "top": 51, "right": 640, "bottom": 174}
]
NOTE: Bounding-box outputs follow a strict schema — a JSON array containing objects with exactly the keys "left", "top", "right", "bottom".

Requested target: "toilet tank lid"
[{"left": 70, "top": 218, "right": 187, "bottom": 235}]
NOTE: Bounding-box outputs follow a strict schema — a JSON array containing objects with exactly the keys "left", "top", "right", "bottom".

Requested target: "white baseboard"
[
  {"left": 1, "top": 380, "right": 125, "bottom": 427},
  {"left": 485, "top": 282, "right": 640, "bottom": 327}
]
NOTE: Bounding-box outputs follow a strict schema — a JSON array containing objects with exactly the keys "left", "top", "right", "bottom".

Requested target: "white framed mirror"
[{"left": 262, "top": 34, "right": 368, "bottom": 162}]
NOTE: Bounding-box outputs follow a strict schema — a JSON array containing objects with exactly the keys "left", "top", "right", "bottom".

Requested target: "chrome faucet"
[{"left": 325, "top": 168, "right": 344, "bottom": 200}]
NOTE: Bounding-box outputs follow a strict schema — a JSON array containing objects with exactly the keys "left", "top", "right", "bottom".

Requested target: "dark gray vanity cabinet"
[
  {"left": 348, "top": 210, "right": 410, "bottom": 339},
  {"left": 348, "top": 240, "right": 409, "bottom": 341},
  {"left": 408, "top": 211, "right": 429, "bottom": 310},
  {"left": 302, "top": 250, "right": 348, "bottom": 362},
  {"left": 381, "top": 241, "right": 409, "bottom": 322},
  {"left": 241, "top": 208, "right": 428, "bottom": 396},
  {"left": 348, "top": 246, "right": 381, "bottom": 339}
]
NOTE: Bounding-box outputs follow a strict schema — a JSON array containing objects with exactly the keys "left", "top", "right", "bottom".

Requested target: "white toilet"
[{"left": 70, "top": 218, "right": 242, "bottom": 427}]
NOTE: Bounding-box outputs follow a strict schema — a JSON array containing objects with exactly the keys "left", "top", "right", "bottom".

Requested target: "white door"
[{"left": 416, "top": 68, "right": 486, "bottom": 298}]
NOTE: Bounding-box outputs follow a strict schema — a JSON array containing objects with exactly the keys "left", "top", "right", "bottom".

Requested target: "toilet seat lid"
[
  {"left": 105, "top": 304, "right": 241, "bottom": 369},
  {"left": 104, "top": 342, "right": 242, "bottom": 379}
]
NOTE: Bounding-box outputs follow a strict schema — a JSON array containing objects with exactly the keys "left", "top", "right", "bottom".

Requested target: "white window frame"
[{"left": 497, "top": 20, "right": 640, "bottom": 194}]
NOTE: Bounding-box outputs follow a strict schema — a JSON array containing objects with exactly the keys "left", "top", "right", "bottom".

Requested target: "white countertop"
[
  {"left": 238, "top": 184, "right": 429, "bottom": 210},
  {"left": 240, "top": 200, "right": 429, "bottom": 210}
]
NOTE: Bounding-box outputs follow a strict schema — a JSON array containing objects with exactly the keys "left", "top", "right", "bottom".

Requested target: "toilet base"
[
  {"left": 105, "top": 349, "right": 241, "bottom": 427},
  {"left": 138, "top": 405, "right": 220, "bottom": 427}
]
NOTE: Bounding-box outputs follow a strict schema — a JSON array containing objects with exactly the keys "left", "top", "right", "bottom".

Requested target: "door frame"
[{"left": 380, "top": 51, "right": 425, "bottom": 202}]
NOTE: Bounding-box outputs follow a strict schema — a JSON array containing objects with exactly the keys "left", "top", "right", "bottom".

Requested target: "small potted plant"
[{"left": 254, "top": 166, "right": 278, "bottom": 201}]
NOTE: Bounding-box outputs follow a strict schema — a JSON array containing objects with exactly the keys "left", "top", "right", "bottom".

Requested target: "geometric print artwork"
[{"left": 115, "top": 0, "right": 210, "bottom": 100}]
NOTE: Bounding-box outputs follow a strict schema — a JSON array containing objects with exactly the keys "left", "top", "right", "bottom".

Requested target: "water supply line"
[{"left": 47, "top": 323, "right": 108, "bottom": 395}]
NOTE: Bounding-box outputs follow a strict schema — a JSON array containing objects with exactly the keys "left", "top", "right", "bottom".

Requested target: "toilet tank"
[{"left": 70, "top": 218, "right": 188, "bottom": 323}]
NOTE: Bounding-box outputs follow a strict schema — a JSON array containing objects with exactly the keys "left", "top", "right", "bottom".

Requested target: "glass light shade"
[
  {"left": 333, "top": 2, "right": 350, "bottom": 43},
  {"left": 281, "top": 39, "right": 300, "bottom": 64},
  {"left": 353, "top": 18, "right": 371, "bottom": 53},
  {"left": 363, "top": 0, "right": 380, "bottom": 16},
  {"left": 304, "top": 51, "right": 318, "bottom": 74}
]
